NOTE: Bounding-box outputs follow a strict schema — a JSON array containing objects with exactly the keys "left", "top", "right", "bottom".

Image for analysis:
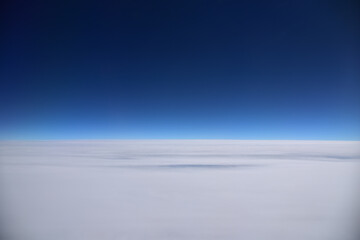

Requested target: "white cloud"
[{"left": 0, "top": 140, "right": 359, "bottom": 240}]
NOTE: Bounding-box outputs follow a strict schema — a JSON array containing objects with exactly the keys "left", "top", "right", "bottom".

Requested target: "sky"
[{"left": 1, "top": 0, "right": 359, "bottom": 140}]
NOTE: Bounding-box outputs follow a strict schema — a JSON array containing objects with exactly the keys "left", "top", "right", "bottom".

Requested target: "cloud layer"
[{"left": 0, "top": 140, "right": 359, "bottom": 240}]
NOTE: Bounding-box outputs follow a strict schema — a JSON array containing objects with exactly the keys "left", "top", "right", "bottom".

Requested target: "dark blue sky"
[{"left": 1, "top": 0, "right": 359, "bottom": 140}]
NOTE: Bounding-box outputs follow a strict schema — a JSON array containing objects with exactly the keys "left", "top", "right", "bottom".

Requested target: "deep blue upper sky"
[{"left": 1, "top": 0, "right": 359, "bottom": 140}]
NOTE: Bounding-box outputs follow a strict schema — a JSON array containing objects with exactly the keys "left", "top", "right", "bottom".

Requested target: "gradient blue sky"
[{"left": 1, "top": 0, "right": 359, "bottom": 140}]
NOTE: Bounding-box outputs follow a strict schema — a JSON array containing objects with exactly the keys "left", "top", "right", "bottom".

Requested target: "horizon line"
[{"left": 0, "top": 138, "right": 359, "bottom": 142}]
